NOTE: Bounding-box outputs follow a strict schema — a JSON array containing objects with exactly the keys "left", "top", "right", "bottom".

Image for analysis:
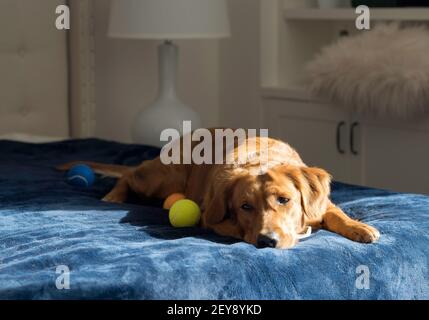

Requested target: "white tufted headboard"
[{"left": 0, "top": 0, "right": 96, "bottom": 139}]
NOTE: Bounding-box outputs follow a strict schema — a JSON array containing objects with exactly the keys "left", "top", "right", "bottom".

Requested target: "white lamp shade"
[{"left": 108, "top": 0, "right": 231, "bottom": 40}]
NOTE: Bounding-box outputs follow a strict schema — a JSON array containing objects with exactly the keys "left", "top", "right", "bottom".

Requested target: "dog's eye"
[
  {"left": 241, "top": 203, "right": 253, "bottom": 211},
  {"left": 277, "top": 197, "right": 289, "bottom": 205}
]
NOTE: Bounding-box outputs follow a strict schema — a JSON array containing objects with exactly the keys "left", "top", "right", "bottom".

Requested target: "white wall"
[
  {"left": 219, "top": 0, "right": 261, "bottom": 129},
  {"left": 94, "top": 0, "right": 261, "bottom": 143}
]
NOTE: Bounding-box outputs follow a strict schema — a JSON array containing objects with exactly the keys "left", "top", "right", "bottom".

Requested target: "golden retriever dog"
[{"left": 58, "top": 129, "right": 380, "bottom": 249}]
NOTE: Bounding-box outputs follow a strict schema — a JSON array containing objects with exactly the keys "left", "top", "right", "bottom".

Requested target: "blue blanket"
[{"left": 0, "top": 139, "right": 428, "bottom": 300}]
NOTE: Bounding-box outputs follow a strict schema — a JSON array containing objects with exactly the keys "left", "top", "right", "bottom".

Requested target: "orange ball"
[{"left": 163, "top": 193, "right": 186, "bottom": 210}]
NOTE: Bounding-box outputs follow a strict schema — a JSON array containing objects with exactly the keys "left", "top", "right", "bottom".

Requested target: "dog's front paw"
[{"left": 347, "top": 222, "right": 380, "bottom": 243}]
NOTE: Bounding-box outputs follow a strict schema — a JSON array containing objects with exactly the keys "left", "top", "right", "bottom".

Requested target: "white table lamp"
[{"left": 108, "top": 0, "right": 230, "bottom": 147}]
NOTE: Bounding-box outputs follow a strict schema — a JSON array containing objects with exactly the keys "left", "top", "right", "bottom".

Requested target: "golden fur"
[{"left": 58, "top": 130, "right": 380, "bottom": 249}]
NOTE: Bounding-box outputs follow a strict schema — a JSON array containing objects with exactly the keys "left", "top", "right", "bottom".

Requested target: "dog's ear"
[
  {"left": 286, "top": 166, "right": 332, "bottom": 221},
  {"left": 202, "top": 175, "right": 239, "bottom": 226}
]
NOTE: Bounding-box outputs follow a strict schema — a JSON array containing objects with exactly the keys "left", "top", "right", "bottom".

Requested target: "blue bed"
[{"left": 0, "top": 139, "right": 427, "bottom": 300}]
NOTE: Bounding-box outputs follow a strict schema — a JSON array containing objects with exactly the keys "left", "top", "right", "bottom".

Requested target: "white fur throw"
[{"left": 306, "top": 24, "right": 429, "bottom": 119}]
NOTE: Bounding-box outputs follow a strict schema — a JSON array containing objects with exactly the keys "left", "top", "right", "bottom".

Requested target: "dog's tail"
[{"left": 56, "top": 161, "right": 133, "bottom": 178}]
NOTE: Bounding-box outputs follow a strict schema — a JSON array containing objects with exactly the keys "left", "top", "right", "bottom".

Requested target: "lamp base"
[
  {"left": 131, "top": 41, "right": 201, "bottom": 148},
  {"left": 132, "top": 98, "right": 201, "bottom": 148}
]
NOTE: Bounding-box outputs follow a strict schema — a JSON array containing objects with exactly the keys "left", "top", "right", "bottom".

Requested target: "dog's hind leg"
[
  {"left": 102, "top": 176, "right": 129, "bottom": 203},
  {"left": 103, "top": 159, "right": 183, "bottom": 203}
]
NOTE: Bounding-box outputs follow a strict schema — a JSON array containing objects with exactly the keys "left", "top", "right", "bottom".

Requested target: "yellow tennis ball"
[{"left": 169, "top": 199, "right": 201, "bottom": 228}]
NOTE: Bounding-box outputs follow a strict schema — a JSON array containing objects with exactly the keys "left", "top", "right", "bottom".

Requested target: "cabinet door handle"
[
  {"left": 336, "top": 121, "right": 346, "bottom": 154},
  {"left": 350, "top": 122, "right": 359, "bottom": 155}
]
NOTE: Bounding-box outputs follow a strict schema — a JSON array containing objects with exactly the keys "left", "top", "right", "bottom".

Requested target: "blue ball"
[{"left": 66, "top": 164, "right": 95, "bottom": 188}]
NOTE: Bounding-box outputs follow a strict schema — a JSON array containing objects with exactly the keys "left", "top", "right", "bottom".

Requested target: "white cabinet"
[
  {"left": 259, "top": 1, "right": 429, "bottom": 195},
  {"left": 262, "top": 93, "right": 429, "bottom": 195},
  {"left": 355, "top": 119, "right": 429, "bottom": 194}
]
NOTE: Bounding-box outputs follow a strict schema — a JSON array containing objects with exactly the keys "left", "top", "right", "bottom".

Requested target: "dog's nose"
[{"left": 257, "top": 233, "right": 278, "bottom": 248}]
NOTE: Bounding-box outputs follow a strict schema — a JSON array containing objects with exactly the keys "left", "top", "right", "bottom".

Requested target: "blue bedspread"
[{"left": 0, "top": 139, "right": 427, "bottom": 300}]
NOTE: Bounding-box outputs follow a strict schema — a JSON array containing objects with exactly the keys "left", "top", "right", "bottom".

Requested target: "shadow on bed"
[{"left": 119, "top": 205, "right": 239, "bottom": 245}]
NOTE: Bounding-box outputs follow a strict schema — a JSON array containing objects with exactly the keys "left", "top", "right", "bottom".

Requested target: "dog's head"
[{"left": 203, "top": 165, "right": 331, "bottom": 249}]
